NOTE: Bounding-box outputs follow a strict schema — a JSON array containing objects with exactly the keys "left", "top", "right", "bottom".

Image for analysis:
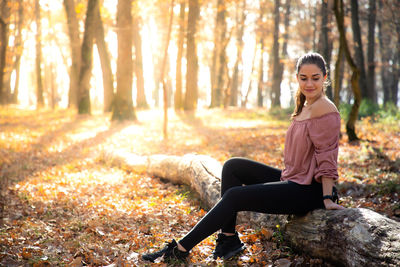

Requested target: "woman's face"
[{"left": 296, "top": 64, "right": 326, "bottom": 103}]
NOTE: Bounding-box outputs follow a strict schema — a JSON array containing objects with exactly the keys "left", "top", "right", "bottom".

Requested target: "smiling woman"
[{"left": 141, "top": 52, "right": 344, "bottom": 264}]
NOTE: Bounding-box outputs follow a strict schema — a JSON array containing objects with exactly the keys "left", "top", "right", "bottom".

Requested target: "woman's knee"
[
  {"left": 222, "top": 157, "right": 245, "bottom": 175},
  {"left": 222, "top": 186, "right": 241, "bottom": 202}
]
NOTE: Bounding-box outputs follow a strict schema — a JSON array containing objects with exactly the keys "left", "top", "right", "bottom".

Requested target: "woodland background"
[{"left": 0, "top": 0, "right": 399, "bottom": 266}]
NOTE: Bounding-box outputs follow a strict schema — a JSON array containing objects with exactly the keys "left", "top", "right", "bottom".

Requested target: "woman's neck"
[{"left": 305, "top": 94, "right": 323, "bottom": 107}]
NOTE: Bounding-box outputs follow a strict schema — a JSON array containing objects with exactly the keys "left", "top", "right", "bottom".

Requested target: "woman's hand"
[{"left": 324, "top": 199, "right": 345, "bottom": 210}]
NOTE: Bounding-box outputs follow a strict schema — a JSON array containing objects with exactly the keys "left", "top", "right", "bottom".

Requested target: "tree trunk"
[
  {"left": 334, "top": 0, "right": 361, "bottom": 142},
  {"left": 257, "top": 35, "right": 265, "bottom": 108},
  {"left": 78, "top": 0, "right": 98, "bottom": 114},
  {"left": 112, "top": 0, "right": 136, "bottom": 121},
  {"left": 334, "top": 41, "right": 344, "bottom": 107},
  {"left": 210, "top": 0, "right": 227, "bottom": 108},
  {"left": 10, "top": 0, "right": 24, "bottom": 104},
  {"left": 107, "top": 151, "right": 400, "bottom": 267},
  {"left": 175, "top": 0, "right": 186, "bottom": 111},
  {"left": 184, "top": 0, "right": 199, "bottom": 111},
  {"left": 318, "top": 0, "right": 333, "bottom": 100},
  {"left": 229, "top": 0, "right": 246, "bottom": 107},
  {"left": 0, "top": 0, "right": 8, "bottom": 105},
  {"left": 35, "top": 0, "right": 44, "bottom": 108},
  {"left": 273, "top": 0, "right": 291, "bottom": 107},
  {"left": 241, "top": 44, "right": 257, "bottom": 108},
  {"left": 392, "top": 51, "right": 399, "bottom": 106},
  {"left": 257, "top": 0, "right": 267, "bottom": 108},
  {"left": 284, "top": 208, "right": 400, "bottom": 266},
  {"left": 63, "top": 0, "right": 81, "bottom": 109},
  {"left": 94, "top": 5, "right": 114, "bottom": 113},
  {"left": 367, "top": 0, "right": 376, "bottom": 103},
  {"left": 160, "top": 0, "right": 175, "bottom": 139},
  {"left": 271, "top": 0, "right": 281, "bottom": 107},
  {"left": 312, "top": 2, "right": 318, "bottom": 52},
  {"left": 377, "top": 0, "right": 390, "bottom": 105},
  {"left": 351, "top": 0, "right": 371, "bottom": 103},
  {"left": 391, "top": 3, "right": 400, "bottom": 106},
  {"left": 132, "top": 16, "right": 148, "bottom": 109}
]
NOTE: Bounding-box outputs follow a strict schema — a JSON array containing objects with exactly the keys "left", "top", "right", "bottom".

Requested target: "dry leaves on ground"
[{"left": 0, "top": 107, "right": 398, "bottom": 266}]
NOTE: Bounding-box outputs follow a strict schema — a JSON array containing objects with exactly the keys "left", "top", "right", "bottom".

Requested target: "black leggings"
[{"left": 178, "top": 157, "right": 325, "bottom": 251}]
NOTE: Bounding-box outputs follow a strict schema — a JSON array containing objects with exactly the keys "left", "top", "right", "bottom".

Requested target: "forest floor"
[{"left": 0, "top": 107, "right": 399, "bottom": 266}]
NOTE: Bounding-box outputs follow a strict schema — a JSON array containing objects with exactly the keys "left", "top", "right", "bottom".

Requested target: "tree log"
[
  {"left": 106, "top": 152, "right": 400, "bottom": 266},
  {"left": 285, "top": 208, "right": 400, "bottom": 266}
]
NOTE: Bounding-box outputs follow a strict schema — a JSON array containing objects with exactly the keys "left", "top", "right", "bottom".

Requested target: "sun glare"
[{"left": 13, "top": 0, "right": 297, "bottom": 110}]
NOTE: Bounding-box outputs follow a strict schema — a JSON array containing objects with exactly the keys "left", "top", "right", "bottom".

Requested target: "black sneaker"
[
  {"left": 142, "top": 239, "right": 189, "bottom": 263},
  {"left": 213, "top": 232, "right": 245, "bottom": 259}
]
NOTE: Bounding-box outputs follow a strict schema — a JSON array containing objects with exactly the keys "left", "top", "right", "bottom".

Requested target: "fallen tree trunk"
[
  {"left": 105, "top": 151, "right": 400, "bottom": 266},
  {"left": 284, "top": 208, "right": 400, "bottom": 266}
]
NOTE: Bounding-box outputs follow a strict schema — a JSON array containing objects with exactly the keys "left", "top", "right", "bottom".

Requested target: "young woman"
[{"left": 142, "top": 52, "right": 345, "bottom": 263}]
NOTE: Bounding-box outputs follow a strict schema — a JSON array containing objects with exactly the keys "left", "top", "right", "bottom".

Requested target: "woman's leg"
[
  {"left": 178, "top": 180, "right": 323, "bottom": 251},
  {"left": 220, "top": 158, "right": 282, "bottom": 233}
]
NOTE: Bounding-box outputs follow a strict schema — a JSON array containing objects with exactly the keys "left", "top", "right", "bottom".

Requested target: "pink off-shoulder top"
[{"left": 280, "top": 112, "right": 340, "bottom": 185}]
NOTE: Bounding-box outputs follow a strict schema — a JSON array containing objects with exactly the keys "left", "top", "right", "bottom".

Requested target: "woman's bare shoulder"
[{"left": 311, "top": 96, "right": 339, "bottom": 118}]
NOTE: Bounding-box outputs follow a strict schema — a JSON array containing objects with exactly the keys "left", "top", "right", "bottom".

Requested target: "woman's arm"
[{"left": 322, "top": 177, "right": 345, "bottom": 210}]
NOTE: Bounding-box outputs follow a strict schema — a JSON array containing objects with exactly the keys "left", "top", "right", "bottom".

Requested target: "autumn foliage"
[{"left": 0, "top": 107, "right": 399, "bottom": 266}]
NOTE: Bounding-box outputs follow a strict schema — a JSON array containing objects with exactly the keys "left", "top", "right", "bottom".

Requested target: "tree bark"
[
  {"left": 272, "top": 0, "right": 291, "bottom": 107},
  {"left": 107, "top": 151, "right": 400, "bottom": 266},
  {"left": 132, "top": 16, "right": 148, "bottom": 109},
  {"left": 334, "top": 41, "right": 344, "bottom": 107},
  {"left": 367, "top": 0, "right": 376, "bottom": 103},
  {"left": 35, "top": 0, "right": 44, "bottom": 108},
  {"left": 257, "top": 0, "right": 267, "bottom": 108},
  {"left": 10, "top": 0, "right": 24, "bottom": 104},
  {"left": 271, "top": 0, "right": 281, "bottom": 107},
  {"left": 160, "top": 0, "right": 175, "bottom": 139},
  {"left": 78, "top": 0, "right": 98, "bottom": 114},
  {"left": 350, "top": 0, "right": 371, "bottom": 103},
  {"left": 175, "top": 0, "right": 186, "bottom": 111},
  {"left": 94, "top": 5, "right": 114, "bottom": 113},
  {"left": 284, "top": 208, "right": 400, "bottom": 266},
  {"left": 257, "top": 35, "right": 265, "bottom": 107},
  {"left": 0, "top": 0, "right": 8, "bottom": 105},
  {"left": 318, "top": 0, "right": 333, "bottom": 100},
  {"left": 112, "top": 0, "right": 137, "bottom": 121},
  {"left": 334, "top": 0, "right": 361, "bottom": 142},
  {"left": 63, "top": 0, "right": 81, "bottom": 109},
  {"left": 210, "top": 0, "right": 227, "bottom": 108},
  {"left": 184, "top": 0, "right": 199, "bottom": 111},
  {"left": 229, "top": 0, "right": 246, "bottom": 107}
]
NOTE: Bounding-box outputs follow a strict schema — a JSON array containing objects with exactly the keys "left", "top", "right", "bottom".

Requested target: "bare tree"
[
  {"left": 175, "top": 0, "right": 186, "bottom": 110},
  {"left": 271, "top": 0, "right": 281, "bottom": 107},
  {"left": 273, "top": 0, "right": 291, "bottom": 106},
  {"left": 230, "top": 0, "right": 246, "bottom": 107},
  {"left": 184, "top": 0, "right": 199, "bottom": 111},
  {"left": 160, "top": 0, "right": 175, "bottom": 139},
  {"left": 94, "top": 4, "right": 114, "bottom": 112},
  {"left": 318, "top": 0, "right": 333, "bottom": 100},
  {"left": 112, "top": 0, "right": 137, "bottom": 120},
  {"left": 63, "top": 0, "right": 81, "bottom": 109},
  {"left": 77, "top": 0, "right": 98, "bottom": 114},
  {"left": 257, "top": 0, "right": 267, "bottom": 108},
  {"left": 350, "top": 0, "right": 371, "bottom": 103},
  {"left": 133, "top": 15, "right": 148, "bottom": 109},
  {"left": 10, "top": 0, "right": 24, "bottom": 104},
  {"left": 0, "top": 0, "right": 8, "bottom": 104},
  {"left": 334, "top": 0, "right": 361, "bottom": 141},
  {"left": 35, "top": 0, "right": 44, "bottom": 108},
  {"left": 367, "top": 0, "right": 376, "bottom": 103},
  {"left": 210, "top": 0, "right": 228, "bottom": 108}
]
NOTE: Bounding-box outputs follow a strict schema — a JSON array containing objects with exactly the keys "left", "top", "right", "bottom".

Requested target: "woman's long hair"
[{"left": 291, "top": 52, "right": 328, "bottom": 118}]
